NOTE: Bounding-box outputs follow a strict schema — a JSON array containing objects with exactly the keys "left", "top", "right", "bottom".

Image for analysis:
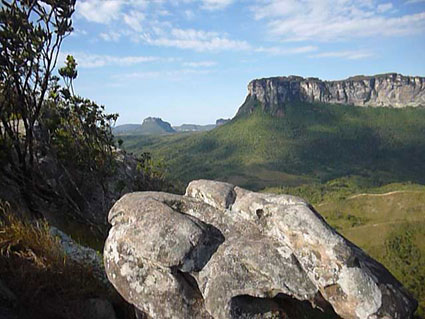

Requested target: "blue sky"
[{"left": 61, "top": 0, "right": 425, "bottom": 125}]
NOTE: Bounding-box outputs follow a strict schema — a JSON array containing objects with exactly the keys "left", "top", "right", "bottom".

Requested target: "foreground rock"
[{"left": 104, "top": 180, "right": 417, "bottom": 319}]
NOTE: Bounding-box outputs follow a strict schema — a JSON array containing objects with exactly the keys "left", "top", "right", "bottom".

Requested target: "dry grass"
[{"left": 0, "top": 201, "right": 134, "bottom": 319}]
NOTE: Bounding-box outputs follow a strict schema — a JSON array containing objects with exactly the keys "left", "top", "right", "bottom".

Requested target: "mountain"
[
  {"left": 112, "top": 124, "right": 143, "bottom": 135},
  {"left": 216, "top": 118, "right": 230, "bottom": 126},
  {"left": 173, "top": 119, "right": 230, "bottom": 132},
  {"left": 119, "top": 74, "right": 425, "bottom": 189},
  {"left": 113, "top": 117, "right": 175, "bottom": 135},
  {"left": 114, "top": 118, "right": 226, "bottom": 135},
  {"left": 238, "top": 73, "right": 425, "bottom": 117},
  {"left": 173, "top": 123, "right": 215, "bottom": 132},
  {"left": 139, "top": 117, "right": 175, "bottom": 135}
]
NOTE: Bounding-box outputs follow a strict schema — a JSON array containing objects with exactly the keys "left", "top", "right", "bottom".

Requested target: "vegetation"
[
  {"left": 120, "top": 101, "right": 425, "bottom": 190},
  {"left": 0, "top": 201, "right": 134, "bottom": 319},
  {"left": 0, "top": 0, "right": 122, "bottom": 221},
  {"left": 0, "top": 0, "right": 75, "bottom": 173},
  {"left": 0, "top": 3, "right": 168, "bottom": 316},
  {"left": 266, "top": 179, "right": 425, "bottom": 317}
]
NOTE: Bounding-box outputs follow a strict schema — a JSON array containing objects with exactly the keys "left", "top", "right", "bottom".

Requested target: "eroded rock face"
[
  {"left": 237, "top": 74, "right": 425, "bottom": 116},
  {"left": 104, "top": 180, "right": 417, "bottom": 319}
]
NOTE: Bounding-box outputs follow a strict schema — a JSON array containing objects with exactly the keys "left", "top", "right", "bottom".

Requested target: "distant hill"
[
  {"left": 173, "top": 123, "right": 215, "bottom": 132},
  {"left": 113, "top": 117, "right": 229, "bottom": 135},
  {"left": 119, "top": 74, "right": 425, "bottom": 189},
  {"left": 113, "top": 117, "right": 175, "bottom": 136},
  {"left": 120, "top": 100, "right": 425, "bottom": 190},
  {"left": 216, "top": 118, "right": 230, "bottom": 126},
  {"left": 139, "top": 117, "right": 175, "bottom": 135},
  {"left": 112, "top": 124, "right": 143, "bottom": 135}
]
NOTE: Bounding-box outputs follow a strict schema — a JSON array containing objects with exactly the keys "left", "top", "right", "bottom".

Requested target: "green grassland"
[
  {"left": 120, "top": 101, "right": 425, "bottom": 190},
  {"left": 266, "top": 180, "right": 425, "bottom": 318}
]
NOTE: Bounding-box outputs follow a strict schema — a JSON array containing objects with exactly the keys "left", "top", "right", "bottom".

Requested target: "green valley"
[{"left": 120, "top": 100, "right": 425, "bottom": 190}]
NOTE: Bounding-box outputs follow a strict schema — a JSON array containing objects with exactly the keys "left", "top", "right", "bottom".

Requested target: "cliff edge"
[{"left": 237, "top": 73, "right": 425, "bottom": 117}]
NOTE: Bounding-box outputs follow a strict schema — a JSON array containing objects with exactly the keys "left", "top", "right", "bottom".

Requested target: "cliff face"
[
  {"left": 140, "top": 117, "right": 176, "bottom": 134},
  {"left": 237, "top": 73, "right": 425, "bottom": 116}
]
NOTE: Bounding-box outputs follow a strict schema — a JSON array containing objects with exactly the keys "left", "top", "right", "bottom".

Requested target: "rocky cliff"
[
  {"left": 140, "top": 117, "right": 175, "bottom": 134},
  {"left": 237, "top": 73, "right": 425, "bottom": 116}
]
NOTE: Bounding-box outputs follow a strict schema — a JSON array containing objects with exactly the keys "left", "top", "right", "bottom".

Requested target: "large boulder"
[{"left": 104, "top": 180, "right": 417, "bottom": 319}]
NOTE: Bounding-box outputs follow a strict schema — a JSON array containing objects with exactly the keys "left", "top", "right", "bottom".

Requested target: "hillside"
[{"left": 120, "top": 101, "right": 425, "bottom": 190}]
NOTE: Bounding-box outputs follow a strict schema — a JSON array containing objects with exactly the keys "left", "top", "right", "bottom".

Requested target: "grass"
[
  {"left": 0, "top": 201, "right": 135, "bottom": 319},
  {"left": 266, "top": 180, "right": 425, "bottom": 318},
  {"left": 120, "top": 101, "right": 425, "bottom": 190}
]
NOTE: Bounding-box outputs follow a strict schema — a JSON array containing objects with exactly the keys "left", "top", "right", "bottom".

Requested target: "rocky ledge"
[
  {"left": 104, "top": 180, "right": 417, "bottom": 319},
  {"left": 237, "top": 73, "right": 425, "bottom": 116}
]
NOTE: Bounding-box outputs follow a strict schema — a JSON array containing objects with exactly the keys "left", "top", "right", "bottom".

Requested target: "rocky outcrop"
[
  {"left": 140, "top": 117, "right": 176, "bottom": 134},
  {"left": 237, "top": 73, "right": 425, "bottom": 116},
  {"left": 104, "top": 180, "right": 417, "bottom": 319}
]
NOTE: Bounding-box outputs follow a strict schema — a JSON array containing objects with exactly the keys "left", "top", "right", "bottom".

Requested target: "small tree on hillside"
[
  {"left": 0, "top": 1, "right": 120, "bottom": 222},
  {"left": 0, "top": 0, "right": 75, "bottom": 184},
  {"left": 49, "top": 55, "right": 118, "bottom": 175}
]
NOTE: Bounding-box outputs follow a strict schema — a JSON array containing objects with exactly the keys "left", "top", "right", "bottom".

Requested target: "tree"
[
  {"left": 0, "top": 1, "right": 120, "bottom": 222},
  {"left": 0, "top": 0, "right": 75, "bottom": 191},
  {"left": 48, "top": 55, "right": 118, "bottom": 175}
]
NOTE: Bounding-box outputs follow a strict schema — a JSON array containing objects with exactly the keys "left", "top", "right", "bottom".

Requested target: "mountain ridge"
[
  {"left": 237, "top": 73, "right": 425, "bottom": 117},
  {"left": 113, "top": 117, "right": 229, "bottom": 135}
]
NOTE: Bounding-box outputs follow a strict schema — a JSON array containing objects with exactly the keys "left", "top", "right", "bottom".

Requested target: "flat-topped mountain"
[
  {"left": 141, "top": 117, "right": 175, "bottom": 134},
  {"left": 113, "top": 117, "right": 175, "bottom": 135},
  {"left": 237, "top": 73, "right": 425, "bottom": 116}
]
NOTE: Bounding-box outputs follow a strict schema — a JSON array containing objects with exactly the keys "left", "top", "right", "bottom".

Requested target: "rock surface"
[
  {"left": 104, "top": 180, "right": 417, "bottom": 319},
  {"left": 237, "top": 73, "right": 425, "bottom": 117}
]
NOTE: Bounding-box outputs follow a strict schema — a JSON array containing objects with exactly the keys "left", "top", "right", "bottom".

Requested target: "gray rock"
[
  {"left": 237, "top": 73, "right": 425, "bottom": 117},
  {"left": 50, "top": 227, "right": 109, "bottom": 287},
  {"left": 104, "top": 180, "right": 417, "bottom": 319}
]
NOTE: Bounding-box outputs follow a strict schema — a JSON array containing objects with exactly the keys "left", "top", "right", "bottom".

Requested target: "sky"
[{"left": 61, "top": 0, "right": 425, "bottom": 125}]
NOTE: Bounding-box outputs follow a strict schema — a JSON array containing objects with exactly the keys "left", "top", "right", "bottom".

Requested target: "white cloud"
[
  {"left": 311, "top": 50, "right": 375, "bottom": 60},
  {"left": 184, "top": 9, "right": 195, "bottom": 19},
  {"left": 183, "top": 61, "right": 217, "bottom": 67},
  {"left": 255, "top": 45, "right": 318, "bottom": 55},
  {"left": 253, "top": 0, "right": 425, "bottom": 42},
  {"left": 202, "top": 0, "right": 234, "bottom": 10},
  {"left": 142, "top": 28, "right": 251, "bottom": 51},
  {"left": 115, "top": 68, "right": 214, "bottom": 80},
  {"left": 377, "top": 3, "right": 393, "bottom": 13},
  {"left": 77, "top": 0, "right": 123, "bottom": 24},
  {"left": 123, "top": 10, "right": 145, "bottom": 32},
  {"left": 100, "top": 31, "right": 122, "bottom": 42},
  {"left": 59, "top": 52, "right": 162, "bottom": 68},
  {"left": 70, "top": 28, "right": 88, "bottom": 37}
]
